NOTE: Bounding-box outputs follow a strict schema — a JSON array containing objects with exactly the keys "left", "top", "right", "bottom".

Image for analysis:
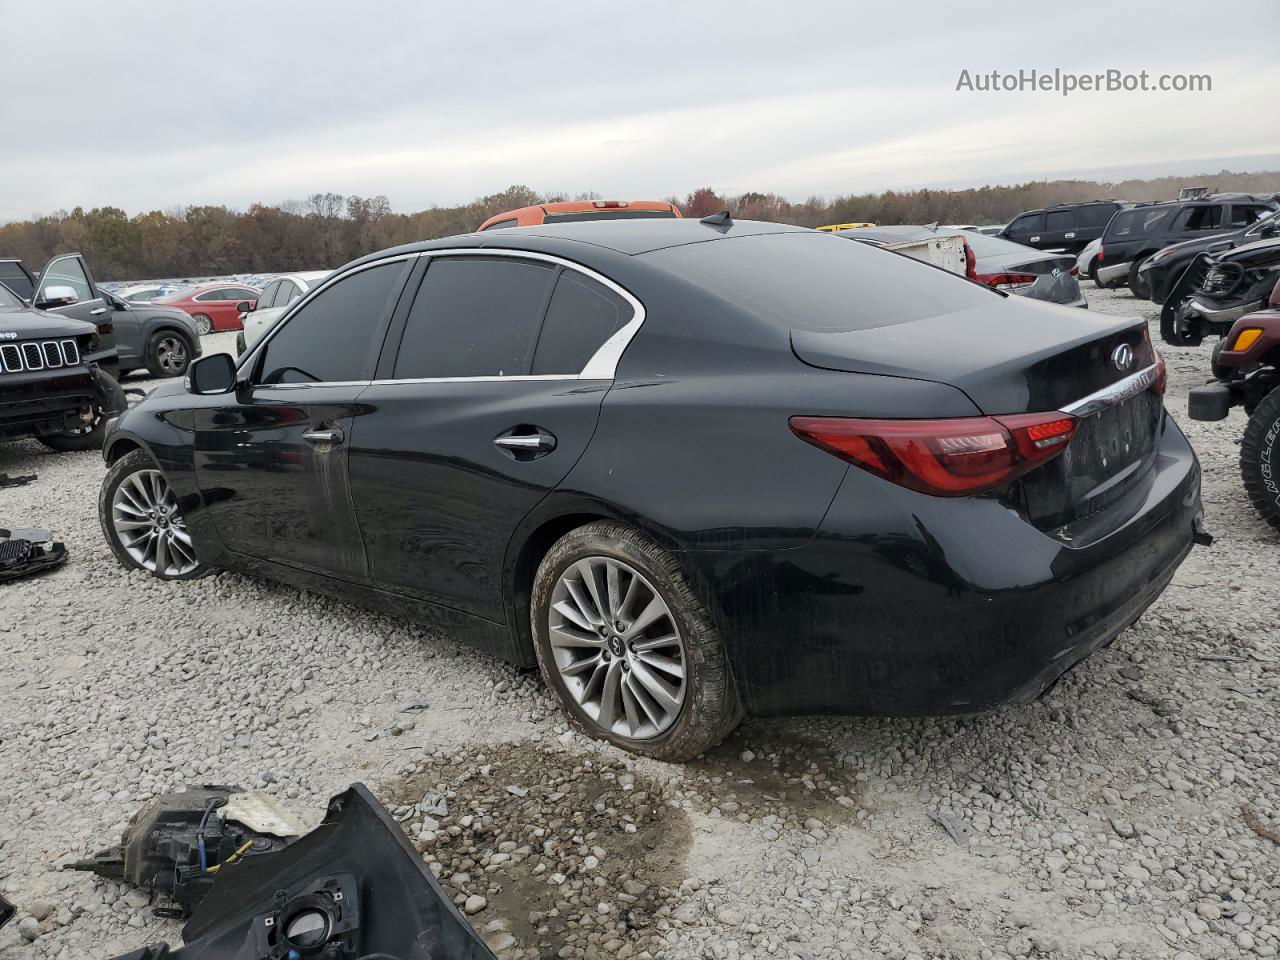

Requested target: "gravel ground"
[{"left": 0, "top": 292, "right": 1277, "bottom": 960}]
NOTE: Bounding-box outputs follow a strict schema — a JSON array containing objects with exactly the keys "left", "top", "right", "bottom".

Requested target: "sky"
[{"left": 2, "top": 0, "right": 1278, "bottom": 222}]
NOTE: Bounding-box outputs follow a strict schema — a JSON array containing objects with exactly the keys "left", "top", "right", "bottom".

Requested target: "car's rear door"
[
  {"left": 347, "top": 252, "right": 636, "bottom": 623},
  {"left": 190, "top": 258, "right": 412, "bottom": 580}
]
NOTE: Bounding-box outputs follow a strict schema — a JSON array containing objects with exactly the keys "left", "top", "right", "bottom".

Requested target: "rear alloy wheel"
[
  {"left": 192, "top": 313, "right": 213, "bottom": 336},
  {"left": 145, "top": 330, "right": 192, "bottom": 378},
  {"left": 532, "top": 521, "right": 741, "bottom": 760},
  {"left": 99, "top": 449, "right": 208, "bottom": 579},
  {"left": 1240, "top": 386, "right": 1280, "bottom": 533}
]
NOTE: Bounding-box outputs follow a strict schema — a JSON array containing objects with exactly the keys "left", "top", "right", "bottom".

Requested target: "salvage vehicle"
[
  {"left": 236, "top": 270, "right": 331, "bottom": 354},
  {"left": 1096, "top": 194, "right": 1277, "bottom": 294},
  {"left": 841, "top": 225, "right": 1087, "bottom": 307},
  {"left": 0, "top": 280, "right": 127, "bottom": 450},
  {"left": 98, "top": 217, "right": 1203, "bottom": 761},
  {"left": 1137, "top": 208, "right": 1280, "bottom": 304},
  {"left": 1160, "top": 236, "right": 1280, "bottom": 346},
  {"left": 478, "top": 199, "right": 682, "bottom": 231},
  {"left": 101, "top": 289, "right": 202, "bottom": 378},
  {"left": 1000, "top": 200, "right": 1129, "bottom": 255},
  {"left": 155, "top": 282, "right": 261, "bottom": 335},
  {"left": 1188, "top": 283, "right": 1280, "bottom": 531},
  {"left": 0, "top": 252, "right": 119, "bottom": 372}
]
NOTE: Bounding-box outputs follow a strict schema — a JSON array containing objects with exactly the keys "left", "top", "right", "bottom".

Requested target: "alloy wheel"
[
  {"left": 193, "top": 314, "right": 212, "bottom": 335},
  {"left": 110, "top": 469, "right": 200, "bottom": 576},
  {"left": 155, "top": 335, "right": 188, "bottom": 374},
  {"left": 547, "top": 557, "right": 687, "bottom": 740}
]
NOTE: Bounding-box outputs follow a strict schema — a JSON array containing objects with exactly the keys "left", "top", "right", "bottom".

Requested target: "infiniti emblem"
[{"left": 1111, "top": 343, "right": 1135, "bottom": 372}]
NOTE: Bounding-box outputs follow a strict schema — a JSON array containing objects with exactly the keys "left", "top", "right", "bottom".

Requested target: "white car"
[
  {"left": 1076, "top": 238, "right": 1103, "bottom": 286},
  {"left": 236, "top": 271, "right": 331, "bottom": 354}
]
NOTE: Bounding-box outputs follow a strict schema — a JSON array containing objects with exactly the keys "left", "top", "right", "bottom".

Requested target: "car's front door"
[
  {"left": 189, "top": 258, "right": 412, "bottom": 580},
  {"left": 34, "top": 253, "right": 116, "bottom": 367},
  {"left": 348, "top": 253, "right": 637, "bottom": 622}
]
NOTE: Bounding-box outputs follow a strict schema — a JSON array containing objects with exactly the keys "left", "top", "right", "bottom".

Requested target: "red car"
[{"left": 155, "top": 282, "right": 261, "bottom": 335}]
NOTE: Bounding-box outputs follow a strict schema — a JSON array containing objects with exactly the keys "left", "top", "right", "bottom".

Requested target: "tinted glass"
[
  {"left": 1005, "top": 213, "right": 1042, "bottom": 238},
  {"left": 646, "top": 232, "right": 995, "bottom": 334},
  {"left": 1076, "top": 204, "right": 1118, "bottom": 227},
  {"left": 483, "top": 219, "right": 519, "bottom": 230},
  {"left": 270, "top": 281, "right": 293, "bottom": 308},
  {"left": 395, "top": 257, "right": 556, "bottom": 379},
  {"left": 1107, "top": 207, "right": 1173, "bottom": 238},
  {"left": 258, "top": 262, "right": 404, "bottom": 384},
  {"left": 1182, "top": 206, "right": 1224, "bottom": 231},
  {"left": 1045, "top": 210, "right": 1074, "bottom": 230},
  {"left": 0, "top": 263, "right": 33, "bottom": 300},
  {"left": 40, "top": 256, "right": 92, "bottom": 300},
  {"left": 532, "top": 272, "right": 631, "bottom": 374},
  {"left": 0, "top": 283, "right": 23, "bottom": 308},
  {"left": 542, "top": 209, "right": 678, "bottom": 223},
  {"left": 284, "top": 281, "right": 305, "bottom": 305},
  {"left": 257, "top": 281, "right": 281, "bottom": 308},
  {"left": 1229, "top": 205, "right": 1267, "bottom": 227}
]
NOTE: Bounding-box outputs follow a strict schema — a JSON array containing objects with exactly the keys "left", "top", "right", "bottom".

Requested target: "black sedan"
[
  {"left": 840, "top": 225, "right": 1087, "bottom": 307},
  {"left": 97, "top": 218, "right": 1202, "bottom": 760},
  {"left": 100, "top": 289, "right": 202, "bottom": 378}
]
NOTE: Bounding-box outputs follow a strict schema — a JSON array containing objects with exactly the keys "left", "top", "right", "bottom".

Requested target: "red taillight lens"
[
  {"left": 1069, "top": 265, "right": 1079, "bottom": 278},
  {"left": 592, "top": 200, "right": 627, "bottom": 208},
  {"left": 1153, "top": 349, "right": 1167, "bottom": 395},
  {"left": 789, "top": 413, "right": 1078, "bottom": 497},
  {"left": 1097, "top": 247, "right": 1105, "bottom": 263},
  {"left": 975, "top": 272, "right": 1038, "bottom": 291},
  {"left": 963, "top": 240, "right": 977, "bottom": 281}
]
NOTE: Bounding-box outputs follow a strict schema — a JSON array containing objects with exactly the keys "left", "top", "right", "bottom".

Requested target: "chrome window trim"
[
  {"left": 1060, "top": 363, "right": 1160, "bottom": 418},
  {"left": 237, "top": 248, "right": 646, "bottom": 388}
]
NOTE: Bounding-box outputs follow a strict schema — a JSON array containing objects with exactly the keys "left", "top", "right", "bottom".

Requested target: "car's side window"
[
  {"left": 1006, "top": 213, "right": 1042, "bottom": 239},
  {"left": 532, "top": 271, "right": 632, "bottom": 375},
  {"left": 1229, "top": 205, "right": 1267, "bottom": 227},
  {"left": 1045, "top": 210, "right": 1073, "bottom": 231},
  {"left": 1077, "top": 204, "right": 1116, "bottom": 228},
  {"left": 283, "top": 281, "right": 304, "bottom": 305},
  {"left": 256, "top": 261, "right": 406, "bottom": 385},
  {"left": 257, "top": 281, "right": 281, "bottom": 308},
  {"left": 392, "top": 257, "right": 557, "bottom": 379},
  {"left": 1182, "top": 206, "right": 1223, "bottom": 231},
  {"left": 39, "top": 256, "right": 93, "bottom": 301}
]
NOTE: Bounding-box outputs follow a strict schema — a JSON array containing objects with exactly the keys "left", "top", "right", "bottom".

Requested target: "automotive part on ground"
[
  {"left": 104, "top": 784, "right": 495, "bottom": 960},
  {"left": 0, "top": 527, "right": 67, "bottom": 582},
  {"left": 0, "top": 892, "right": 13, "bottom": 930},
  {"left": 0, "top": 473, "right": 37, "bottom": 488},
  {"left": 68, "top": 785, "right": 306, "bottom": 918},
  {"left": 90, "top": 362, "right": 130, "bottom": 417}
]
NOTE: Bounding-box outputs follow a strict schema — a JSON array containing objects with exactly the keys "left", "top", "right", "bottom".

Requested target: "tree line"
[{"left": 4, "top": 171, "right": 1277, "bottom": 282}]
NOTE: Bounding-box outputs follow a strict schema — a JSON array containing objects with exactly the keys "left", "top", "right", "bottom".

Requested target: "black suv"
[
  {"left": 1096, "top": 194, "right": 1277, "bottom": 294},
  {"left": 1000, "top": 200, "right": 1129, "bottom": 255},
  {"left": 0, "top": 252, "right": 125, "bottom": 451}
]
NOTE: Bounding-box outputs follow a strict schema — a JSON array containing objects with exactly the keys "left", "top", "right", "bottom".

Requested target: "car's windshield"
[
  {"left": 1246, "top": 208, "right": 1280, "bottom": 235},
  {"left": 644, "top": 231, "right": 994, "bottom": 333},
  {"left": 0, "top": 282, "right": 23, "bottom": 308}
]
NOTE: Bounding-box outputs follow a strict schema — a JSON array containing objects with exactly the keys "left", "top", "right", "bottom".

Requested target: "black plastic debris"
[
  {"left": 0, "top": 527, "right": 67, "bottom": 582},
  {"left": 0, "top": 474, "right": 37, "bottom": 489},
  {"left": 68, "top": 786, "right": 305, "bottom": 919},
  {"left": 0, "top": 892, "right": 14, "bottom": 930},
  {"left": 106, "top": 784, "right": 495, "bottom": 960}
]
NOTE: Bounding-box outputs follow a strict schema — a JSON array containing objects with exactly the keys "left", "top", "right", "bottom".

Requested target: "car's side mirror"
[
  {"left": 36, "top": 285, "right": 79, "bottom": 308},
  {"left": 236, "top": 300, "right": 255, "bottom": 314},
  {"left": 187, "top": 353, "right": 238, "bottom": 395}
]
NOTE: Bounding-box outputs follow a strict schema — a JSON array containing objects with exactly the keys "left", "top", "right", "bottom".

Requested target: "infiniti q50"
[{"left": 98, "top": 218, "right": 1203, "bottom": 760}]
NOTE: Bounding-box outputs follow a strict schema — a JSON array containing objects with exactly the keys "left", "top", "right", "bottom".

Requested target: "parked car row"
[{"left": 96, "top": 214, "right": 1202, "bottom": 760}]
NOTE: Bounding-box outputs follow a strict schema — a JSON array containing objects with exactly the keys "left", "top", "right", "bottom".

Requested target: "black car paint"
[
  {"left": 101, "top": 292, "right": 203, "bottom": 375},
  {"left": 1101, "top": 196, "right": 1278, "bottom": 280},
  {"left": 1139, "top": 212, "right": 1280, "bottom": 304},
  {"left": 2, "top": 253, "right": 120, "bottom": 373},
  {"left": 1161, "top": 236, "right": 1280, "bottom": 344},
  {"left": 1000, "top": 201, "right": 1128, "bottom": 254},
  {"left": 104, "top": 220, "right": 1201, "bottom": 717}
]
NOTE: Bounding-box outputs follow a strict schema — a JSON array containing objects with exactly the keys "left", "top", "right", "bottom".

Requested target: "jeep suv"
[
  {"left": 0, "top": 253, "right": 125, "bottom": 451},
  {"left": 1000, "top": 201, "right": 1129, "bottom": 255},
  {"left": 1096, "top": 194, "right": 1278, "bottom": 294}
]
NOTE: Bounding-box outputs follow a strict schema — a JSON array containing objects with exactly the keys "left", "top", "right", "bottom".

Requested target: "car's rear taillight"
[
  {"left": 789, "top": 413, "right": 1078, "bottom": 497},
  {"left": 593, "top": 201, "right": 628, "bottom": 209},
  {"left": 963, "top": 240, "right": 977, "bottom": 281},
  {"left": 1069, "top": 265, "right": 1079, "bottom": 278},
  {"left": 1153, "top": 349, "right": 1167, "bottom": 395},
  {"left": 1097, "top": 247, "right": 1104, "bottom": 263},
  {"left": 975, "top": 272, "right": 1038, "bottom": 292}
]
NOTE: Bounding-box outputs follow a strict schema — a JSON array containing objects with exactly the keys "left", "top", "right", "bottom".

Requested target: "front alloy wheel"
[
  {"left": 532, "top": 520, "right": 741, "bottom": 761},
  {"left": 100, "top": 450, "right": 208, "bottom": 579}
]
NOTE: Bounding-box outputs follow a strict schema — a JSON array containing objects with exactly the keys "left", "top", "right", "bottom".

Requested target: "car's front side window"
[
  {"left": 257, "top": 281, "right": 281, "bottom": 308},
  {"left": 392, "top": 256, "right": 557, "bottom": 379},
  {"left": 256, "top": 261, "right": 406, "bottom": 385},
  {"left": 40, "top": 256, "right": 93, "bottom": 301}
]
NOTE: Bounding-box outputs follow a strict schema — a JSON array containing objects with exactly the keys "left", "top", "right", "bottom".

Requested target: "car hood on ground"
[{"left": 0, "top": 305, "right": 97, "bottom": 339}]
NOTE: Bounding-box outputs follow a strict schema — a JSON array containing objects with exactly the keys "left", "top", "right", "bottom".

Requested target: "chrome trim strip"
[
  {"left": 237, "top": 248, "right": 645, "bottom": 385},
  {"left": 1061, "top": 362, "right": 1160, "bottom": 418}
]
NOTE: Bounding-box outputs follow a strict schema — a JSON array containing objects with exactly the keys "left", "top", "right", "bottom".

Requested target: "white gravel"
[{"left": 0, "top": 295, "right": 1277, "bottom": 960}]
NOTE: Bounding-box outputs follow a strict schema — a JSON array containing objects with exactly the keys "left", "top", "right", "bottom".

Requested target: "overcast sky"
[{"left": 2, "top": 0, "right": 1278, "bottom": 221}]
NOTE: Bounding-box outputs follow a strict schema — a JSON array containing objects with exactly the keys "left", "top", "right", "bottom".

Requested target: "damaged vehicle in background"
[
  {"left": 101, "top": 288, "right": 203, "bottom": 379},
  {"left": 0, "top": 276, "right": 126, "bottom": 451},
  {"left": 1188, "top": 280, "right": 1280, "bottom": 531},
  {"left": 98, "top": 217, "right": 1201, "bottom": 761},
  {"left": 1137, "top": 207, "right": 1280, "bottom": 305},
  {"left": 1161, "top": 235, "right": 1280, "bottom": 346},
  {"left": 840, "top": 224, "right": 1087, "bottom": 307}
]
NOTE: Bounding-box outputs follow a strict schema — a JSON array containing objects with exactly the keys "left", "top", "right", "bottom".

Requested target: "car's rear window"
[
  {"left": 542, "top": 210, "right": 677, "bottom": 223},
  {"left": 644, "top": 232, "right": 994, "bottom": 333}
]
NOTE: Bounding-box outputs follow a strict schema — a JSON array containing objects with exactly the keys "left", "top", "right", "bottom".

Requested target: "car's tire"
[
  {"left": 531, "top": 520, "right": 742, "bottom": 761},
  {"left": 192, "top": 314, "right": 213, "bottom": 336},
  {"left": 99, "top": 449, "right": 210, "bottom": 579},
  {"left": 1210, "top": 339, "right": 1232, "bottom": 381},
  {"left": 144, "top": 330, "right": 193, "bottom": 378},
  {"left": 1241, "top": 386, "right": 1280, "bottom": 533},
  {"left": 36, "top": 404, "right": 107, "bottom": 452},
  {"left": 1128, "top": 257, "right": 1150, "bottom": 298},
  {"left": 1161, "top": 306, "right": 1204, "bottom": 347},
  {"left": 1089, "top": 261, "right": 1104, "bottom": 288}
]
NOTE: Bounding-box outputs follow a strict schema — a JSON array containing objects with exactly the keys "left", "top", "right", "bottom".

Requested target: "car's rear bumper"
[
  {"left": 1097, "top": 260, "right": 1132, "bottom": 284},
  {"left": 690, "top": 414, "right": 1201, "bottom": 717}
]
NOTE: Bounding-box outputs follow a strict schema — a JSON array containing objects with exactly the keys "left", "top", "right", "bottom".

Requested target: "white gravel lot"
[{"left": 0, "top": 291, "right": 1277, "bottom": 960}]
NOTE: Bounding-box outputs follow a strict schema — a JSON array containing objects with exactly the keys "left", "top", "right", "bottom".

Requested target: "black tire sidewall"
[
  {"left": 36, "top": 409, "right": 106, "bottom": 452},
  {"left": 146, "top": 330, "right": 193, "bottom": 378},
  {"left": 531, "top": 521, "right": 740, "bottom": 760},
  {"left": 98, "top": 449, "right": 210, "bottom": 579},
  {"left": 1241, "top": 388, "right": 1280, "bottom": 533},
  {"left": 1128, "top": 257, "right": 1149, "bottom": 298}
]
